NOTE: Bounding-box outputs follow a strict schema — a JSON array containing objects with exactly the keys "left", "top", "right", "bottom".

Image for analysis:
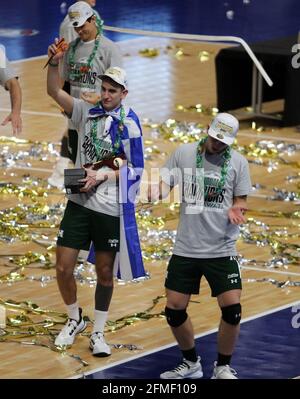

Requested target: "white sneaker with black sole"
[
  {"left": 211, "top": 362, "right": 238, "bottom": 379},
  {"left": 89, "top": 332, "right": 111, "bottom": 357},
  {"left": 160, "top": 357, "right": 203, "bottom": 379},
  {"left": 54, "top": 308, "right": 87, "bottom": 347}
]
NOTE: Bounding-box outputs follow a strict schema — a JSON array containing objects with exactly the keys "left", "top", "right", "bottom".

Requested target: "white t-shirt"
[
  {"left": 68, "top": 99, "right": 143, "bottom": 217},
  {"left": 61, "top": 35, "right": 122, "bottom": 129},
  {"left": 0, "top": 57, "right": 17, "bottom": 88},
  {"left": 161, "top": 142, "right": 252, "bottom": 258}
]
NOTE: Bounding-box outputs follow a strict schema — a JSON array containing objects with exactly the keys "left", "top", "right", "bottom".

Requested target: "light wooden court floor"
[{"left": 0, "top": 37, "right": 299, "bottom": 378}]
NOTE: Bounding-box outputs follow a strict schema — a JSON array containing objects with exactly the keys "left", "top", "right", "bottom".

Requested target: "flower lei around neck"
[
  {"left": 90, "top": 105, "right": 126, "bottom": 160},
  {"left": 68, "top": 16, "right": 104, "bottom": 80},
  {"left": 196, "top": 136, "right": 231, "bottom": 197}
]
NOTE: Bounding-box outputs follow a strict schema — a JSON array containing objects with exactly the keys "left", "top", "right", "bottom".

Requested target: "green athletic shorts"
[
  {"left": 165, "top": 254, "right": 242, "bottom": 297},
  {"left": 57, "top": 200, "right": 120, "bottom": 252}
]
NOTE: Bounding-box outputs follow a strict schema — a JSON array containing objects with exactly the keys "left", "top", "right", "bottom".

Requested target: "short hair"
[{"left": 101, "top": 76, "right": 126, "bottom": 91}]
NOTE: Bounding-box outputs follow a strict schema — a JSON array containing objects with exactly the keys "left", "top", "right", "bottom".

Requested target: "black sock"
[
  {"left": 217, "top": 353, "right": 232, "bottom": 366},
  {"left": 95, "top": 283, "right": 113, "bottom": 311},
  {"left": 181, "top": 347, "right": 198, "bottom": 362}
]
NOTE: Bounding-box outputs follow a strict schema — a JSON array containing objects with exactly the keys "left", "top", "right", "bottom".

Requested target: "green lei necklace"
[
  {"left": 90, "top": 105, "right": 125, "bottom": 161},
  {"left": 68, "top": 17, "right": 104, "bottom": 80},
  {"left": 196, "top": 136, "right": 231, "bottom": 197}
]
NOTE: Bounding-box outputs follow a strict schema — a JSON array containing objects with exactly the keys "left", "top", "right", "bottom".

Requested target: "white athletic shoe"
[
  {"left": 48, "top": 156, "right": 70, "bottom": 189},
  {"left": 54, "top": 308, "right": 86, "bottom": 347},
  {"left": 160, "top": 357, "right": 203, "bottom": 379},
  {"left": 211, "top": 362, "right": 238, "bottom": 379},
  {"left": 89, "top": 332, "right": 111, "bottom": 357}
]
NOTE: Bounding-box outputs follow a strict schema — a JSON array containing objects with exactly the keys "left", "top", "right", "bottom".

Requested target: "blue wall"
[{"left": 0, "top": 0, "right": 299, "bottom": 60}]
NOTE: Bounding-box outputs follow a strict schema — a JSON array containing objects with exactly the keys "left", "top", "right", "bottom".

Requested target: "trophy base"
[{"left": 64, "top": 168, "right": 86, "bottom": 194}]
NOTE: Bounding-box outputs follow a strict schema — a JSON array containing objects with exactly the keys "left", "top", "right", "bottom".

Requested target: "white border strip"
[
  {"left": 10, "top": 54, "right": 47, "bottom": 64},
  {"left": 239, "top": 131, "right": 300, "bottom": 143},
  {"left": 241, "top": 265, "right": 300, "bottom": 277},
  {"left": 71, "top": 300, "right": 300, "bottom": 379},
  {"left": 12, "top": 166, "right": 53, "bottom": 173},
  {"left": 0, "top": 108, "right": 63, "bottom": 118},
  {"left": 103, "top": 25, "right": 273, "bottom": 86}
]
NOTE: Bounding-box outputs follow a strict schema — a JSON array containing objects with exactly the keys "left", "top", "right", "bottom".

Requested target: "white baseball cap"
[
  {"left": 68, "top": 1, "right": 94, "bottom": 28},
  {"left": 208, "top": 113, "right": 239, "bottom": 145},
  {"left": 99, "top": 67, "right": 128, "bottom": 90}
]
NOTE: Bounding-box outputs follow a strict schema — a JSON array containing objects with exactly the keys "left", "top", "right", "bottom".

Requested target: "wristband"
[{"left": 48, "top": 61, "right": 59, "bottom": 67}]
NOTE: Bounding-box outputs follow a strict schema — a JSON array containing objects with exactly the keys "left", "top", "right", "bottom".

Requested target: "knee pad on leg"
[
  {"left": 221, "top": 303, "right": 241, "bottom": 325},
  {"left": 165, "top": 307, "right": 188, "bottom": 327}
]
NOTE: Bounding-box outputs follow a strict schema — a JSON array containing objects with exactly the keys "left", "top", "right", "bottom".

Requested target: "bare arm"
[
  {"left": 228, "top": 195, "right": 248, "bottom": 225},
  {"left": 79, "top": 168, "right": 120, "bottom": 193},
  {"left": 147, "top": 179, "right": 172, "bottom": 202},
  {"left": 46, "top": 40, "right": 73, "bottom": 115},
  {"left": 1, "top": 77, "right": 22, "bottom": 135}
]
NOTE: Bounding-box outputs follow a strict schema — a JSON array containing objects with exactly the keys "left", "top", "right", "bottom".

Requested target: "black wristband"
[{"left": 48, "top": 61, "right": 59, "bottom": 67}]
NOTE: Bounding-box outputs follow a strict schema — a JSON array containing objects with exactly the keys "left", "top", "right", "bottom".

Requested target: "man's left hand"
[{"left": 79, "top": 168, "right": 106, "bottom": 192}]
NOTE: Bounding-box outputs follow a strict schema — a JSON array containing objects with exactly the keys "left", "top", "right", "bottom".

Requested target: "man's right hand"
[
  {"left": 81, "top": 92, "right": 101, "bottom": 105},
  {"left": 1, "top": 111, "right": 22, "bottom": 136},
  {"left": 48, "top": 38, "right": 68, "bottom": 62},
  {"left": 228, "top": 206, "right": 247, "bottom": 225}
]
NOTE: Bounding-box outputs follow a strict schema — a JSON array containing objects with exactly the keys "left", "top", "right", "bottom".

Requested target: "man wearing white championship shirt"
[
  {"left": 47, "top": 50, "right": 144, "bottom": 356},
  {"left": 48, "top": 1, "right": 122, "bottom": 188},
  {"left": 148, "top": 113, "right": 252, "bottom": 379}
]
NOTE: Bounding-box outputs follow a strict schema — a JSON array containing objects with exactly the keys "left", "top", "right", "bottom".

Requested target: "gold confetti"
[
  {"left": 139, "top": 48, "right": 159, "bottom": 57},
  {"left": 198, "top": 50, "right": 211, "bottom": 62}
]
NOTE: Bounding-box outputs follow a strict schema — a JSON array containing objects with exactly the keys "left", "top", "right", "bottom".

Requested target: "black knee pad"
[
  {"left": 165, "top": 307, "right": 188, "bottom": 327},
  {"left": 221, "top": 303, "right": 241, "bottom": 325}
]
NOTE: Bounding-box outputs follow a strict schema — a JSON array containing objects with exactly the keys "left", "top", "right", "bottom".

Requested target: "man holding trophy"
[{"left": 47, "top": 38, "right": 145, "bottom": 356}]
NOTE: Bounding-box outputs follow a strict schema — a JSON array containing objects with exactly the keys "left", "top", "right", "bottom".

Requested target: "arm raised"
[{"left": 46, "top": 40, "right": 73, "bottom": 116}]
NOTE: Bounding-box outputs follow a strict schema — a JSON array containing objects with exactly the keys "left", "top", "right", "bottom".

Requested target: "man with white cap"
[
  {"left": 59, "top": 1, "right": 101, "bottom": 44},
  {"left": 48, "top": 0, "right": 122, "bottom": 188},
  {"left": 148, "top": 113, "right": 252, "bottom": 379},
  {"left": 47, "top": 51, "right": 145, "bottom": 356}
]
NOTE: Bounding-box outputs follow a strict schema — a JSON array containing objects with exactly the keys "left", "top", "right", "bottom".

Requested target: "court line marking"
[
  {"left": 239, "top": 131, "right": 300, "bottom": 143},
  {"left": 241, "top": 265, "right": 300, "bottom": 277},
  {"left": 71, "top": 299, "right": 300, "bottom": 379},
  {"left": 11, "top": 54, "right": 47, "bottom": 64},
  {"left": 12, "top": 166, "right": 57, "bottom": 173},
  {"left": 0, "top": 107, "right": 63, "bottom": 118}
]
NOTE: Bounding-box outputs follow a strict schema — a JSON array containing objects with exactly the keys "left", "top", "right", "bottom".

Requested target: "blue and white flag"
[{"left": 87, "top": 104, "right": 146, "bottom": 281}]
